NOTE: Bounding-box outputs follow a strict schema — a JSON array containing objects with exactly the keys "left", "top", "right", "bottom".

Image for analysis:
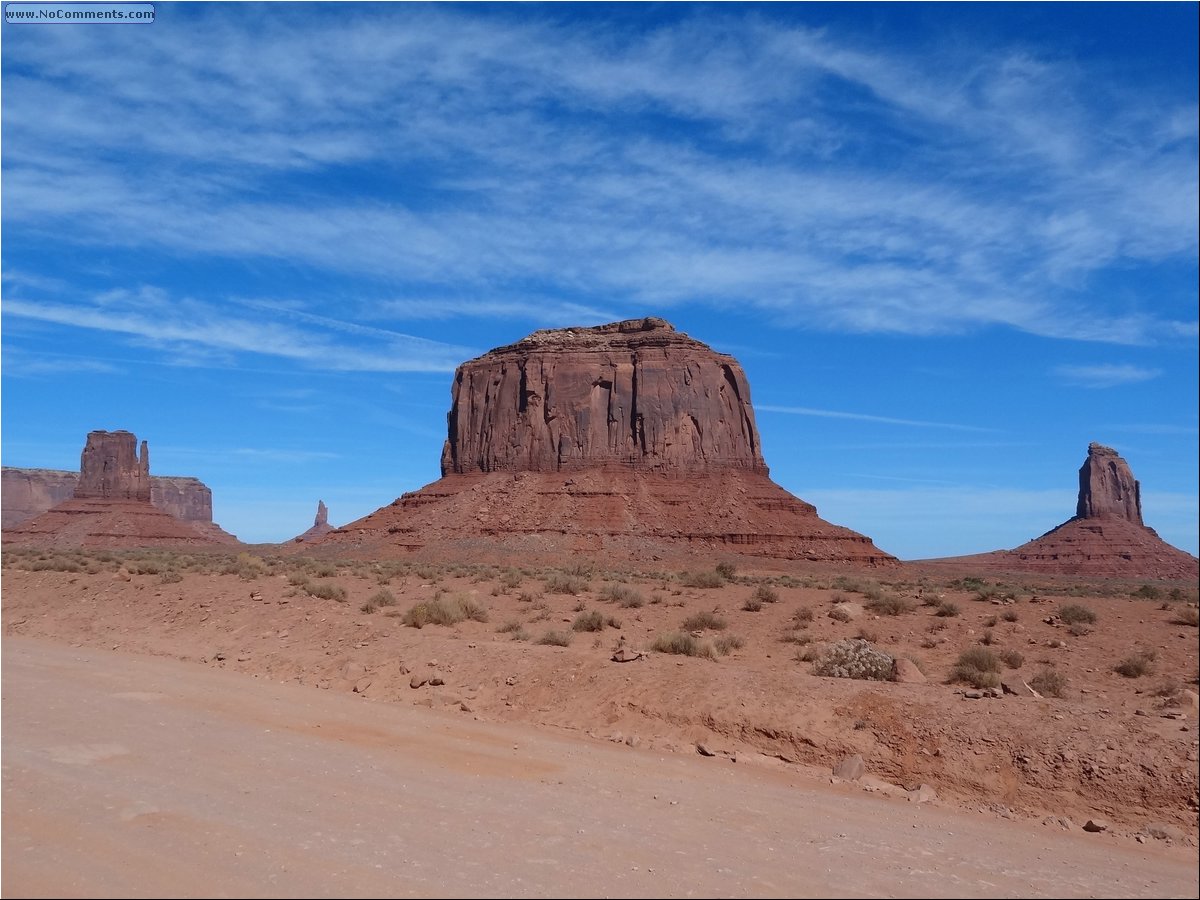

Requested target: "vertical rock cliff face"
[
  {"left": 0, "top": 468, "right": 79, "bottom": 528},
  {"left": 1076, "top": 442, "right": 1142, "bottom": 524},
  {"left": 75, "top": 431, "right": 151, "bottom": 501},
  {"left": 441, "top": 317, "right": 767, "bottom": 477},
  {"left": 320, "top": 318, "right": 896, "bottom": 566},
  {"left": 2, "top": 469, "right": 218, "bottom": 527}
]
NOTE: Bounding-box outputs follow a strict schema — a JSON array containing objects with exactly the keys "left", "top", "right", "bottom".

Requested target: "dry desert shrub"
[
  {"left": 544, "top": 573, "right": 589, "bottom": 595},
  {"left": 828, "top": 606, "right": 853, "bottom": 623},
  {"left": 715, "top": 562, "right": 737, "bottom": 580},
  {"left": 681, "top": 570, "right": 725, "bottom": 589},
  {"left": 403, "top": 593, "right": 488, "bottom": 628},
  {"left": 1172, "top": 606, "right": 1199, "bottom": 627},
  {"left": 714, "top": 634, "right": 744, "bottom": 655},
  {"left": 536, "top": 630, "right": 573, "bottom": 647},
  {"left": 742, "top": 596, "right": 763, "bottom": 612},
  {"left": 1133, "top": 584, "right": 1162, "bottom": 600},
  {"left": 865, "top": 594, "right": 914, "bottom": 616},
  {"left": 651, "top": 631, "right": 716, "bottom": 659},
  {"left": 752, "top": 584, "right": 780, "bottom": 604},
  {"left": 682, "top": 610, "right": 727, "bottom": 632},
  {"left": 1029, "top": 667, "right": 1068, "bottom": 698},
  {"left": 1115, "top": 647, "right": 1157, "bottom": 678},
  {"left": 951, "top": 646, "right": 1002, "bottom": 689},
  {"left": 360, "top": 588, "right": 396, "bottom": 614},
  {"left": 1001, "top": 609, "right": 1019, "bottom": 622},
  {"left": 792, "top": 606, "right": 815, "bottom": 626},
  {"left": 1000, "top": 649, "right": 1025, "bottom": 669},
  {"left": 935, "top": 600, "right": 960, "bottom": 617},
  {"left": 1059, "top": 604, "right": 1097, "bottom": 625},
  {"left": 811, "top": 638, "right": 895, "bottom": 681},
  {"left": 599, "top": 584, "right": 644, "bottom": 608},
  {"left": 308, "top": 581, "right": 347, "bottom": 602},
  {"left": 572, "top": 609, "right": 619, "bottom": 632}
]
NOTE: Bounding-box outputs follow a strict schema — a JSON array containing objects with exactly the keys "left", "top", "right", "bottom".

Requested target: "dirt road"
[{"left": 3, "top": 637, "right": 1195, "bottom": 898}]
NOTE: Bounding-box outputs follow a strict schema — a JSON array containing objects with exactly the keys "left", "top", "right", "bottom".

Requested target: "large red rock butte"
[
  {"left": 3, "top": 430, "right": 237, "bottom": 548},
  {"left": 2, "top": 467, "right": 221, "bottom": 531},
  {"left": 926, "top": 442, "right": 1198, "bottom": 580},
  {"left": 316, "top": 318, "right": 896, "bottom": 566}
]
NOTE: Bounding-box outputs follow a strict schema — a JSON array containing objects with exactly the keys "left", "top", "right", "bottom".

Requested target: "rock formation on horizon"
[
  {"left": 930, "top": 442, "right": 1197, "bottom": 579},
  {"left": 2, "top": 467, "right": 222, "bottom": 530},
  {"left": 4, "top": 430, "right": 237, "bottom": 548},
  {"left": 315, "top": 318, "right": 897, "bottom": 566},
  {"left": 292, "top": 500, "right": 335, "bottom": 542}
]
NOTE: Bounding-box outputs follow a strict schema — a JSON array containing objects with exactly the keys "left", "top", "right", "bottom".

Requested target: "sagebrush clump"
[{"left": 811, "top": 638, "right": 894, "bottom": 682}]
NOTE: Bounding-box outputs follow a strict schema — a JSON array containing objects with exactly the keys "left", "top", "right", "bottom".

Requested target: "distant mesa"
[
  {"left": 927, "top": 442, "right": 1197, "bottom": 580},
  {"left": 314, "top": 317, "right": 897, "bottom": 566},
  {"left": 292, "top": 500, "right": 335, "bottom": 543},
  {"left": 3, "top": 430, "right": 238, "bottom": 548}
]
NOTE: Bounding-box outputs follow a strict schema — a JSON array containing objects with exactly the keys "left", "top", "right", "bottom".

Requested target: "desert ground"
[
  {"left": 3, "top": 545, "right": 1197, "bottom": 882},
  {"left": 5, "top": 635, "right": 1198, "bottom": 899}
]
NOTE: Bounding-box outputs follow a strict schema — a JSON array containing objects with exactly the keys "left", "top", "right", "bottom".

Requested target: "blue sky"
[{"left": 2, "top": 2, "right": 1197, "bottom": 558}]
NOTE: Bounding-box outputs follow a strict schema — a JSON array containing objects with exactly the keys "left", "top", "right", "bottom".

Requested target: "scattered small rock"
[
  {"left": 696, "top": 743, "right": 717, "bottom": 757},
  {"left": 891, "top": 658, "right": 926, "bottom": 684},
  {"left": 409, "top": 675, "right": 428, "bottom": 689},
  {"left": 1082, "top": 818, "right": 1109, "bottom": 833},
  {"left": 428, "top": 674, "right": 445, "bottom": 687}
]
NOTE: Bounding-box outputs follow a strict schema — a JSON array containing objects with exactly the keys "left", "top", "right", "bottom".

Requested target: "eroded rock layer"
[
  {"left": 3, "top": 469, "right": 218, "bottom": 528},
  {"left": 4, "top": 430, "right": 236, "bottom": 548},
  {"left": 922, "top": 443, "right": 1197, "bottom": 579},
  {"left": 316, "top": 319, "right": 896, "bottom": 566}
]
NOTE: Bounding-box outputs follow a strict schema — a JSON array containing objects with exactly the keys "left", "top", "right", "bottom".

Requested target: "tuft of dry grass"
[
  {"left": 682, "top": 610, "right": 728, "bottom": 631},
  {"left": 651, "top": 631, "right": 716, "bottom": 659},
  {"left": 1030, "top": 667, "right": 1068, "bottom": 698},
  {"left": 1059, "top": 604, "right": 1097, "bottom": 625},
  {"left": 403, "top": 594, "right": 488, "bottom": 628},
  {"left": 951, "top": 646, "right": 1002, "bottom": 689},
  {"left": 1115, "top": 648, "right": 1157, "bottom": 678}
]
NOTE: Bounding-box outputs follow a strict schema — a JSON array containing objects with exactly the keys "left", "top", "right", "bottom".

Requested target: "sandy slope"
[{"left": 3, "top": 637, "right": 1197, "bottom": 899}]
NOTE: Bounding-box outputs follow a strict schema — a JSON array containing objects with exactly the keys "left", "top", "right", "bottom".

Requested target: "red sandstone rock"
[
  {"left": 292, "top": 500, "right": 335, "bottom": 543},
  {"left": 3, "top": 468, "right": 229, "bottom": 534},
  {"left": 1077, "top": 442, "right": 1142, "bottom": 523},
  {"left": 441, "top": 317, "right": 767, "bottom": 477},
  {"left": 922, "top": 443, "right": 1197, "bottom": 580},
  {"left": 4, "top": 431, "right": 236, "bottom": 549},
  {"left": 1, "top": 468, "right": 78, "bottom": 528},
  {"left": 75, "top": 430, "right": 151, "bottom": 501},
  {"left": 314, "top": 319, "right": 896, "bottom": 566}
]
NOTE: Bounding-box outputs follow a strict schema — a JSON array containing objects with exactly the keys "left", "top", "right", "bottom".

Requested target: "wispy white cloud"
[
  {"left": 1, "top": 9, "right": 1194, "bottom": 344},
  {"left": 230, "top": 448, "right": 341, "bottom": 464},
  {"left": 3, "top": 288, "right": 470, "bottom": 373},
  {"left": 1106, "top": 423, "right": 1200, "bottom": 436},
  {"left": 1053, "top": 363, "right": 1162, "bottom": 388},
  {"left": 757, "top": 404, "right": 996, "bottom": 432}
]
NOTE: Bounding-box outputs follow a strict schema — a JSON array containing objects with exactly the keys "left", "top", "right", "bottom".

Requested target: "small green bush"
[{"left": 1133, "top": 584, "right": 1161, "bottom": 600}]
